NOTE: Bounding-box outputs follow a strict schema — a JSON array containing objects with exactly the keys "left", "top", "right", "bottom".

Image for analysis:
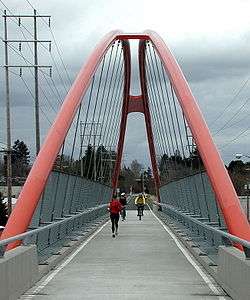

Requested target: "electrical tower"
[{"left": 2, "top": 9, "right": 52, "bottom": 214}]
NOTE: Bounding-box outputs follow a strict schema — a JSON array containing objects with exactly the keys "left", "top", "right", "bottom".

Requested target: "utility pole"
[
  {"left": 244, "top": 184, "right": 250, "bottom": 222},
  {"left": 33, "top": 9, "right": 40, "bottom": 155},
  {"left": 3, "top": 9, "right": 52, "bottom": 155},
  {"left": 93, "top": 125, "right": 97, "bottom": 181},
  {"left": 97, "top": 146, "right": 116, "bottom": 185},
  {"left": 3, "top": 10, "right": 13, "bottom": 216}
]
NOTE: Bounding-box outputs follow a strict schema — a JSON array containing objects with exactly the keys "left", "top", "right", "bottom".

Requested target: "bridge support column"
[
  {"left": 113, "top": 91, "right": 161, "bottom": 200},
  {"left": 112, "top": 40, "right": 131, "bottom": 193},
  {"left": 139, "top": 41, "right": 161, "bottom": 202}
]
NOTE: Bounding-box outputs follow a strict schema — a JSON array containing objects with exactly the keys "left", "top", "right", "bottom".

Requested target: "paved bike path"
[{"left": 22, "top": 210, "right": 229, "bottom": 299}]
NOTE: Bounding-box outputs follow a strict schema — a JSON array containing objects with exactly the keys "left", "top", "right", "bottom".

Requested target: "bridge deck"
[{"left": 22, "top": 210, "right": 229, "bottom": 299}]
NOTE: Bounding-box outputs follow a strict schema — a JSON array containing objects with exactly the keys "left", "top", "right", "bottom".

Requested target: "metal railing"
[
  {"left": 154, "top": 201, "right": 250, "bottom": 259},
  {"left": 159, "top": 171, "right": 226, "bottom": 228},
  {"left": 0, "top": 203, "right": 108, "bottom": 258},
  {"left": 26, "top": 171, "right": 112, "bottom": 260}
]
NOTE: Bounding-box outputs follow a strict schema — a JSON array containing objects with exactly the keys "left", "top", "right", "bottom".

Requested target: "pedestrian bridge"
[
  {"left": 0, "top": 200, "right": 249, "bottom": 300},
  {"left": 11, "top": 208, "right": 231, "bottom": 300},
  {"left": 1, "top": 31, "right": 250, "bottom": 299}
]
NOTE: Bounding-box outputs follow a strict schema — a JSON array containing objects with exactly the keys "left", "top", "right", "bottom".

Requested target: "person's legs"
[
  {"left": 115, "top": 213, "right": 119, "bottom": 235},
  {"left": 110, "top": 214, "right": 115, "bottom": 237},
  {"left": 121, "top": 207, "right": 126, "bottom": 220}
]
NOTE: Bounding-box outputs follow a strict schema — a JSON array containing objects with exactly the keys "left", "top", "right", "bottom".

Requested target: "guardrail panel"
[
  {"left": 40, "top": 172, "right": 59, "bottom": 222},
  {"left": 159, "top": 171, "right": 230, "bottom": 259},
  {"left": 23, "top": 171, "right": 112, "bottom": 261},
  {"left": 201, "top": 173, "right": 220, "bottom": 223}
]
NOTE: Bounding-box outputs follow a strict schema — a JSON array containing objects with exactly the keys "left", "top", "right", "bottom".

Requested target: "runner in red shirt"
[{"left": 108, "top": 194, "right": 122, "bottom": 238}]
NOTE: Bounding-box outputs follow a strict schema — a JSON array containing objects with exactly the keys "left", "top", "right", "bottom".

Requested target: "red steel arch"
[
  {"left": 2, "top": 31, "right": 250, "bottom": 248},
  {"left": 140, "top": 30, "right": 250, "bottom": 242},
  {"left": 1, "top": 30, "right": 131, "bottom": 248}
]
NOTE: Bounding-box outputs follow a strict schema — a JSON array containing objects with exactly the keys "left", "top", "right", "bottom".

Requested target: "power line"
[
  {"left": 23, "top": 0, "right": 72, "bottom": 86},
  {"left": 212, "top": 97, "right": 250, "bottom": 136},
  {"left": 4, "top": 44, "right": 62, "bottom": 124},
  {"left": 219, "top": 111, "right": 250, "bottom": 132},
  {"left": 0, "top": 2, "right": 78, "bottom": 145},
  {"left": 2, "top": 8, "right": 52, "bottom": 154},
  {"left": 219, "top": 125, "right": 250, "bottom": 150},
  {"left": 0, "top": 3, "right": 71, "bottom": 95},
  {"left": 209, "top": 76, "right": 250, "bottom": 129},
  {"left": 0, "top": 2, "right": 79, "bottom": 141},
  {"left": 11, "top": 70, "right": 73, "bottom": 149}
]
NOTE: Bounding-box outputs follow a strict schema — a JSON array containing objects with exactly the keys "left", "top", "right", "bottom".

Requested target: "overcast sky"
[{"left": 1, "top": 0, "right": 250, "bottom": 167}]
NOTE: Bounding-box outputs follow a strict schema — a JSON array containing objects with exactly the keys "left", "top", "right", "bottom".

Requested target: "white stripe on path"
[
  {"left": 21, "top": 220, "right": 109, "bottom": 299},
  {"left": 149, "top": 206, "right": 228, "bottom": 300}
]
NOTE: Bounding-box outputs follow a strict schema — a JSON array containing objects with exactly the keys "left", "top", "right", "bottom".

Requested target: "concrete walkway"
[{"left": 21, "top": 210, "right": 230, "bottom": 300}]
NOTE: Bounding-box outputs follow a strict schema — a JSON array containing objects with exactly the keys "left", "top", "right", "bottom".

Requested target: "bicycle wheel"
[{"left": 138, "top": 207, "right": 142, "bottom": 220}]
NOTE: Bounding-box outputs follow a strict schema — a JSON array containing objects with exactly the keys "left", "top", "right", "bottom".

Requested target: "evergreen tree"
[
  {"left": 96, "top": 145, "right": 107, "bottom": 181},
  {"left": 189, "top": 148, "right": 204, "bottom": 170},
  {"left": 0, "top": 192, "right": 8, "bottom": 226},
  {"left": 159, "top": 154, "right": 169, "bottom": 179},
  {"left": 82, "top": 144, "right": 94, "bottom": 179},
  {"left": 11, "top": 140, "right": 30, "bottom": 177}
]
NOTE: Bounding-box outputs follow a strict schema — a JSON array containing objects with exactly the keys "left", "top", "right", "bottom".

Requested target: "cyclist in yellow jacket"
[{"left": 135, "top": 194, "right": 146, "bottom": 216}]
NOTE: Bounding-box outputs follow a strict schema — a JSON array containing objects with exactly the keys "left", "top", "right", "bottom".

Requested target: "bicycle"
[{"left": 137, "top": 205, "right": 144, "bottom": 220}]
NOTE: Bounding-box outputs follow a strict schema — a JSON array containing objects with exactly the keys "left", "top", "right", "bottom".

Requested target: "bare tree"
[{"left": 130, "top": 160, "right": 142, "bottom": 178}]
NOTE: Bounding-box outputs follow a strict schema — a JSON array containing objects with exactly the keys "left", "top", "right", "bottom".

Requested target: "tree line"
[
  {"left": 118, "top": 160, "right": 155, "bottom": 194},
  {"left": 1, "top": 139, "right": 250, "bottom": 227},
  {"left": 0, "top": 140, "right": 30, "bottom": 183},
  {"left": 227, "top": 160, "right": 250, "bottom": 195},
  {"left": 53, "top": 144, "right": 117, "bottom": 184},
  {"left": 158, "top": 148, "right": 204, "bottom": 184}
]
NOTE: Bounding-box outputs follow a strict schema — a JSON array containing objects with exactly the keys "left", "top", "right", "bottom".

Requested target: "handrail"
[
  {"left": 154, "top": 201, "right": 250, "bottom": 259},
  {"left": 0, "top": 203, "right": 108, "bottom": 257}
]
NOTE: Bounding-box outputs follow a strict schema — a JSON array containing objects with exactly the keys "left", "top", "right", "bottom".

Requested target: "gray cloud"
[{"left": 1, "top": 0, "right": 250, "bottom": 166}]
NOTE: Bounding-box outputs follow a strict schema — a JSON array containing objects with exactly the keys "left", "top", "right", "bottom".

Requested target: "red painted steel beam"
[
  {"left": 1, "top": 30, "right": 125, "bottom": 249},
  {"left": 114, "top": 92, "right": 153, "bottom": 191},
  {"left": 144, "top": 30, "right": 250, "bottom": 242},
  {"left": 117, "top": 34, "right": 149, "bottom": 40},
  {"left": 112, "top": 41, "right": 131, "bottom": 192},
  {"left": 138, "top": 41, "right": 161, "bottom": 202},
  {"left": 127, "top": 95, "right": 144, "bottom": 114}
]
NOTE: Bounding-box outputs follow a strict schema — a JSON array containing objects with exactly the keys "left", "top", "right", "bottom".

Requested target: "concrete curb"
[
  {"left": 154, "top": 209, "right": 218, "bottom": 274},
  {"left": 217, "top": 246, "right": 250, "bottom": 300},
  {"left": 154, "top": 209, "right": 250, "bottom": 300},
  {"left": 0, "top": 245, "right": 39, "bottom": 300},
  {"left": 0, "top": 215, "right": 109, "bottom": 300}
]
